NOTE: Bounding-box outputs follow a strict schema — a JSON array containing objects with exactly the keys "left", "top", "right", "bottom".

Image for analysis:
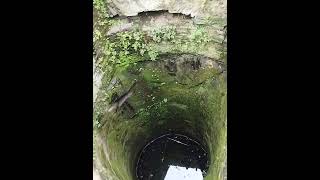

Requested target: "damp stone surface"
[{"left": 93, "top": 0, "right": 227, "bottom": 180}]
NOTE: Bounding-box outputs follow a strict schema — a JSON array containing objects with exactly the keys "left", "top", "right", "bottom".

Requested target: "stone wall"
[
  {"left": 106, "top": 0, "right": 227, "bottom": 19},
  {"left": 93, "top": 0, "right": 227, "bottom": 179}
]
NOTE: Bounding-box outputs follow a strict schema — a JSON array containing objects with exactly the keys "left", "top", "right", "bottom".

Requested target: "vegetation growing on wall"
[
  {"left": 93, "top": 18, "right": 227, "bottom": 128},
  {"left": 93, "top": 2, "right": 227, "bottom": 180},
  {"left": 94, "top": 9, "right": 225, "bottom": 75},
  {"left": 190, "top": 26, "right": 210, "bottom": 44},
  {"left": 150, "top": 26, "right": 177, "bottom": 43},
  {"left": 93, "top": 0, "right": 108, "bottom": 18}
]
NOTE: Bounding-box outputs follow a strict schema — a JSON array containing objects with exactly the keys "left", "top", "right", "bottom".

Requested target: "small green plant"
[
  {"left": 151, "top": 26, "right": 176, "bottom": 43},
  {"left": 98, "top": 30, "right": 159, "bottom": 70},
  {"left": 93, "top": 0, "right": 108, "bottom": 18},
  {"left": 163, "top": 26, "right": 176, "bottom": 41},
  {"left": 108, "top": 19, "right": 124, "bottom": 27},
  {"left": 190, "top": 27, "right": 210, "bottom": 44},
  {"left": 147, "top": 47, "right": 159, "bottom": 61},
  {"left": 98, "top": 19, "right": 108, "bottom": 26},
  {"left": 93, "top": 29, "right": 102, "bottom": 44},
  {"left": 151, "top": 29, "right": 162, "bottom": 43},
  {"left": 139, "top": 44, "right": 147, "bottom": 56},
  {"left": 93, "top": 113, "right": 103, "bottom": 129},
  {"left": 94, "top": 120, "right": 101, "bottom": 128}
]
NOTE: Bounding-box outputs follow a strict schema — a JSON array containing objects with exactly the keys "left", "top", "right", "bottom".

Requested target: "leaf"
[{"left": 140, "top": 49, "right": 146, "bottom": 56}]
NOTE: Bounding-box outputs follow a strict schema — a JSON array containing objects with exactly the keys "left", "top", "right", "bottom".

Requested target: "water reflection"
[
  {"left": 164, "top": 165, "right": 203, "bottom": 180},
  {"left": 136, "top": 134, "right": 209, "bottom": 180}
]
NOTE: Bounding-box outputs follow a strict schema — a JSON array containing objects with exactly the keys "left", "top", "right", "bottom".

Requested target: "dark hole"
[
  {"left": 136, "top": 10, "right": 192, "bottom": 19},
  {"left": 137, "top": 10, "right": 170, "bottom": 17},
  {"left": 136, "top": 133, "right": 210, "bottom": 180}
]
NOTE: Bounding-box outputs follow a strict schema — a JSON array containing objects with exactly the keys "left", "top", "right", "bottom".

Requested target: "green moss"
[
  {"left": 93, "top": 0, "right": 108, "bottom": 18},
  {"left": 94, "top": 9, "right": 226, "bottom": 180}
]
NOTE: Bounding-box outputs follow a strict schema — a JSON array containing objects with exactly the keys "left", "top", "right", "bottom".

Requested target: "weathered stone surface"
[
  {"left": 93, "top": 167, "right": 102, "bottom": 180},
  {"left": 94, "top": 1, "right": 227, "bottom": 179},
  {"left": 107, "top": 22, "right": 134, "bottom": 35},
  {"left": 106, "top": 0, "right": 227, "bottom": 19},
  {"left": 105, "top": 11, "right": 226, "bottom": 61},
  {"left": 146, "top": 54, "right": 224, "bottom": 86},
  {"left": 93, "top": 53, "right": 226, "bottom": 180},
  {"left": 93, "top": 57, "right": 103, "bottom": 103}
]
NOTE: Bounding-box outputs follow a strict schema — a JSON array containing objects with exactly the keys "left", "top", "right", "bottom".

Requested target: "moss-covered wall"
[{"left": 93, "top": 1, "right": 227, "bottom": 179}]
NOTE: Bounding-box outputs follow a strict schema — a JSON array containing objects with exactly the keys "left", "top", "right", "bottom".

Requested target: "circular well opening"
[{"left": 135, "top": 133, "right": 210, "bottom": 180}]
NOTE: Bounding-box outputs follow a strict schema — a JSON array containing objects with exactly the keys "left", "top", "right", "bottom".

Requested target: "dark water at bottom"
[{"left": 136, "top": 134, "right": 209, "bottom": 180}]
